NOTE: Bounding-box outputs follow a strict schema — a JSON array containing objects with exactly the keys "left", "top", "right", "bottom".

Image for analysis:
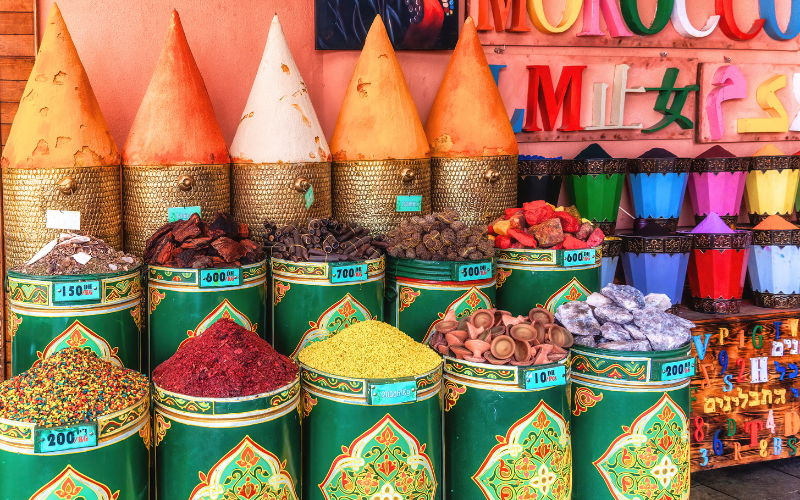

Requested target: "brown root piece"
[{"left": 211, "top": 237, "right": 247, "bottom": 262}]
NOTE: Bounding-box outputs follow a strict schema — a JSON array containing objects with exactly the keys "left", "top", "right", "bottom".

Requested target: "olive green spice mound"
[{"left": 298, "top": 320, "right": 441, "bottom": 379}]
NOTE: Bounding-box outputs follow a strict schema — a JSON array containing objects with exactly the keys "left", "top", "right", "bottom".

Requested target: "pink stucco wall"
[{"left": 38, "top": 0, "right": 800, "bottom": 226}]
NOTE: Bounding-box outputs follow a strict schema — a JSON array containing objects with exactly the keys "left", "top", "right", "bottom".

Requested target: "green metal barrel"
[
  {"left": 444, "top": 356, "right": 572, "bottom": 500},
  {"left": 7, "top": 267, "right": 144, "bottom": 376},
  {"left": 496, "top": 247, "right": 601, "bottom": 315},
  {"left": 0, "top": 392, "right": 150, "bottom": 499},
  {"left": 147, "top": 261, "right": 268, "bottom": 374},
  {"left": 153, "top": 378, "right": 301, "bottom": 500},
  {"left": 385, "top": 257, "right": 496, "bottom": 343},
  {"left": 271, "top": 257, "right": 384, "bottom": 358},
  {"left": 570, "top": 345, "right": 693, "bottom": 500},
  {"left": 300, "top": 363, "right": 443, "bottom": 500}
]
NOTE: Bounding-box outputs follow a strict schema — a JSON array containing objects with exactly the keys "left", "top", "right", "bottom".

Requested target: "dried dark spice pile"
[
  {"left": 144, "top": 212, "right": 264, "bottom": 269},
  {"left": 386, "top": 209, "right": 493, "bottom": 261},
  {"left": 264, "top": 218, "right": 388, "bottom": 262},
  {"left": 15, "top": 232, "right": 141, "bottom": 276},
  {"left": 152, "top": 319, "right": 298, "bottom": 398}
]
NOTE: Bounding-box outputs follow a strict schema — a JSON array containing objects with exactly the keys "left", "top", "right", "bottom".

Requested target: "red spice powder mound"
[{"left": 152, "top": 319, "right": 298, "bottom": 398}]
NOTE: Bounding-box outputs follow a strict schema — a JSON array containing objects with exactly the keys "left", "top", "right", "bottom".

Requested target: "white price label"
[{"left": 46, "top": 210, "right": 81, "bottom": 230}]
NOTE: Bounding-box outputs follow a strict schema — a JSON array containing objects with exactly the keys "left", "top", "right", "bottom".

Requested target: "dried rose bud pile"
[
  {"left": 491, "top": 201, "right": 605, "bottom": 250},
  {"left": 386, "top": 209, "right": 493, "bottom": 261},
  {"left": 144, "top": 212, "right": 264, "bottom": 269}
]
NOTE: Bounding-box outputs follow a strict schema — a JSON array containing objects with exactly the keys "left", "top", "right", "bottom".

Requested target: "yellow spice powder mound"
[{"left": 298, "top": 320, "right": 441, "bottom": 379}]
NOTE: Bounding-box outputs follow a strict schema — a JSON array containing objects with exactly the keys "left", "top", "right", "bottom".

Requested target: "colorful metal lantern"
[
  {"left": 748, "top": 225, "right": 800, "bottom": 308},
  {"left": 689, "top": 154, "right": 750, "bottom": 229},
  {"left": 330, "top": 18, "right": 431, "bottom": 234},
  {"left": 744, "top": 150, "right": 799, "bottom": 225},
  {"left": 122, "top": 11, "right": 231, "bottom": 256},
  {"left": 425, "top": 18, "right": 518, "bottom": 226},
  {"left": 230, "top": 15, "right": 332, "bottom": 240},
  {"left": 384, "top": 256, "right": 496, "bottom": 343},
  {"left": 599, "top": 236, "right": 621, "bottom": 288},
  {"left": 1, "top": 5, "right": 122, "bottom": 268},
  {"left": 0, "top": 393, "right": 149, "bottom": 500},
  {"left": 300, "top": 363, "right": 443, "bottom": 500},
  {"left": 496, "top": 247, "right": 601, "bottom": 315},
  {"left": 518, "top": 157, "right": 567, "bottom": 206},
  {"left": 683, "top": 231, "right": 752, "bottom": 313},
  {"left": 153, "top": 379, "right": 300, "bottom": 499},
  {"left": 620, "top": 234, "right": 692, "bottom": 310},
  {"left": 627, "top": 157, "right": 690, "bottom": 232},
  {"left": 570, "top": 345, "right": 692, "bottom": 500},
  {"left": 565, "top": 159, "right": 626, "bottom": 236},
  {"left": 443, "top": 356, "right": 571, "bottom": 500},
  {"left": 7, "top": 267, "right": 143, "bottom": 376}
]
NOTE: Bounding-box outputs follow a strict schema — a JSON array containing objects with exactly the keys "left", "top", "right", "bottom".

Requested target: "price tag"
[
  {"left": 521, "top": 365, "right": 567, "bottom": 390},
  {"left": 330, "top": 263, "right": 367, "bottom": 284},
  {"left": 168, "top": 206, "right": 201, "bottom": 223},
  {"left": 34, "top": 422, "right": 97, "bottom": 454},
  {"left": 367, "top": 380, "right": 417, "bottom": 405},
  {"left": 199, "top": 268, "right": 242, "bottom": 288},
  {"left": 563, "top": 249, "right": 595, "bottom": 267},
  {"left": 45, "top": 210, "right": 81, "bottom": 230},
  {"left": 396, "top": 195, "right": 422, "bottom": 212},
  {"left": 661, "top": 358, "right": 695, "bottom": 381},
  {"left": 305, "top": 185, "right": 314, "bottom": 210},
  {"left": 53, "top": 281, "right": 100, "bottom": 303},
  {"left": 457, "top": 262, "right": 492, "bottom": 281}
]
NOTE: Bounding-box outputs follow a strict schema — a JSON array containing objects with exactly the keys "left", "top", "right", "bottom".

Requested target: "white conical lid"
[{"left": 230, "top": 15, "right": 330, "bottom": 164}]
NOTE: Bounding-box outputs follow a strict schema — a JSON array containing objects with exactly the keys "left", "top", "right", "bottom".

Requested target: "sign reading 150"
[{"left": 478, "top": 0, "right": 800, "bottom": 42}]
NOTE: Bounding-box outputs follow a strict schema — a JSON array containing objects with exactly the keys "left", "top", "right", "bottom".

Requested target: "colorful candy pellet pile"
[{"left": 0, "top": 348, "right": 148, "bottom": 427}]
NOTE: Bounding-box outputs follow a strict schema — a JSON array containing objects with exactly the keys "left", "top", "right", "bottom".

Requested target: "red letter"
[
  {"left": 477, "top": 0, "right": 530, "bottom": 32},
  {"left": 716, "top": 0, "right": 765, "bottom": 40},
  {"left": 745, "top": 420, "right": 764, "bottom": 447},
  {"left": 523, "top": 65, "right": 586, "bottom": 132}
]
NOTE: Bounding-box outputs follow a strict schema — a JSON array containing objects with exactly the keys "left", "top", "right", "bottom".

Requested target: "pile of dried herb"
[
  {"left": 14, "top": 232, "right": 140, "bottom": 276},
  {"left": 144, "top": 212, "right": 264, "bottom": 269},
  {"left": 386, "top": 209, "right": 493, "bottom": 261},
  {"left": 264, "top": 218, "right": 388, "bottom": 262}
]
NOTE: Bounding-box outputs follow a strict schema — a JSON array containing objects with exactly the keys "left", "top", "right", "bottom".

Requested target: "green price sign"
[
  {"left": 305, "top": 185, "right": 314, "bottom": 210},
  {"left": 521, "top": 365, "right": 567, "bottom": 390},
  {"left": 34, "top": 422, "right": 97, "bottom": 454},
  {"left": 368, "top": 380, "right": 417, "bottom": 405},
  {"left": 661, "top": 358, "right": 695, "bottom": 381},
  {"left": 330, "top": 263, "right": 367, "bottom": 284},
  {"left": 457, "top": 262, "right": 492, "bottom": 281},
  {"left": 563, "top": 249, "right": 595, "bottom": 267},
  {"left": 199, "top": 268, "right": 242, "bottom": 288},
  {"left": 396, "top": 195, "right": 422, "bottom": 212},
  {"left": 53, "top": 281, "right": 100, "bottom": 303},
  {"left": 168, "top": 206, "right": 201, "bottom": 223}
]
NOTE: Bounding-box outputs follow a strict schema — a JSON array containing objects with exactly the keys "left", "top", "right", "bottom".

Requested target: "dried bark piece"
[
  {"left": 172, "top": 214, "right": 202, "bottom": 243},
  {"left": 211, "top": 237, "right": 247, "bottom": 262}
]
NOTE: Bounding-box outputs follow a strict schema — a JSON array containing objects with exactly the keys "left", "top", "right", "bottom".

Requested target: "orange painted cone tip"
[
  {"left": 754, "top": 214, "right": 797, "bottom": 230},
  {"left": 425, "top": 17, "right": 518, "bottom": 158},
  {"left": 330, "top": 16, "right": 429, "bottom": 162},
  {"left": 754, "top": 144, "right": 784, "bottom": 156},
  {"left": 123, "top": 10, "right": 229, "bottom": 165},
  {"left": 2, "top": 3, "right": 120, "bottom": 169}
]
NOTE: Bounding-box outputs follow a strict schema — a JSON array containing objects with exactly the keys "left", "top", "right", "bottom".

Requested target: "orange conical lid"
[
  {"left": 754, "top": 144, "right": 784, "bottom": 156},
  {"left": 330, "top": 16, "right": 428, "bottom": 161},
  {"left": 425, "top": 18, "right": 517, "bottom": 158},
  {"left": 123, "top": 11, "right": 229, "bottom": 165},
  {"left": 2, "top": 3, "right": 119, "bottom": 169}
]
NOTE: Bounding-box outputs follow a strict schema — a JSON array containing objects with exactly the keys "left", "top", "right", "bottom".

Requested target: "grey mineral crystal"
[
  {"left": 555, "top": 301, "right": 602, "bottom": 337},
  {"left": 586, "top": 292, "right": 614, "bottom": 308},
  {"left": 644, "top": 293, "right": 672, "bottom": 311},
  {"left": 600, "top": 322, "right": 633, "bottom": 342},
  {"left": 601, "top": 284, "right": 646, "bottom": 310},
  {"left": 597, "top": 340, "right": 652, "bottom": 351},
  {"left": 594, "top": 305, "right": 634, "bottom": 325}
]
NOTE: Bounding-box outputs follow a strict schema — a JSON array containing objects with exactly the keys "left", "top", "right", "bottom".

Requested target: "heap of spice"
[
  {"left": 298, "top": 320, "right": 441, "bottom": 379},
  {"left": 692, "top": 212, "right": 734, "bottom": 234},
  {"left": 152, "top": 319, "right": 297, "bottom": 398},
  {"left": 14, "top": 232, "right": 140, "bottom": 276},
  {"left": 428, "top": 308, "right": 571, "bottom": 366},
  {"left": 754, "top": 214, "right": 798, "bottom": 230},
  {"left": 385, "top": 209, "right": 493, "bottom": 261},
  {"left": 144, "top": 212, "right": 264, "bottom": 269},
  {"left": 264, "top": 218, "right": 387, "bottom": 262},
  {"left": 0, "top": 348, "right": 148, "bottom": 427},
  {"left": 491, "top": 201, "right": 605, "bottom": 250}
]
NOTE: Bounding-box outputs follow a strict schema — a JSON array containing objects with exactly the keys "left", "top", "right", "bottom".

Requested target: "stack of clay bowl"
[{"left": 428, "top": 307, "right": 573, "bottom": 366}]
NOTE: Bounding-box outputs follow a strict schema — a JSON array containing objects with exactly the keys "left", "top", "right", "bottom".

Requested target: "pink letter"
[
  {"left": 578, "top": 0, "right": 634, "bottom": 37},
  {"left": 706, "top": 65, "right": 746, "bottom": 141}
]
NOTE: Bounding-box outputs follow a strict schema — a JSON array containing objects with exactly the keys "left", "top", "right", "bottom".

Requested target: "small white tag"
[{"left": 46, "top": 210, "right": 81, "bottom": 230}]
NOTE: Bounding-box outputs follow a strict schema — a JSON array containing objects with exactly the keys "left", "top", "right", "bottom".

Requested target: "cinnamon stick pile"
[
  {"left": 264, "top": 219, "right": 388, "bottom": 262},
  {"left": 144, "top": 213, "right": 264, "bottom": 269},
  {"left": 386, "top": 209, "right": 494, "bottom": 261}
]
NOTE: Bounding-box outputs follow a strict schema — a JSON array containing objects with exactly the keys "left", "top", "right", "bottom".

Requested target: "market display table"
[{"left": 682, "top": 303, "right": 800, "bottom": 471}]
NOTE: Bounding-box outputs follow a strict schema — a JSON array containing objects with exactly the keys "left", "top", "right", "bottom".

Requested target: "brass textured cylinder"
[
  {"left": 332, "top": 158, "right": 431, "bottom": 235},
  {"left": 431, "top": 155, "right": 517, "bottom": 226},
  {"left": 2, "top": 165, "right": 122, "bottom": 268},
  {"left": 232, "top": 161, "right": 331, "bottom": 242},
  {"left": 122, "top": 164, "right": 230, "bottom": 256}
]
